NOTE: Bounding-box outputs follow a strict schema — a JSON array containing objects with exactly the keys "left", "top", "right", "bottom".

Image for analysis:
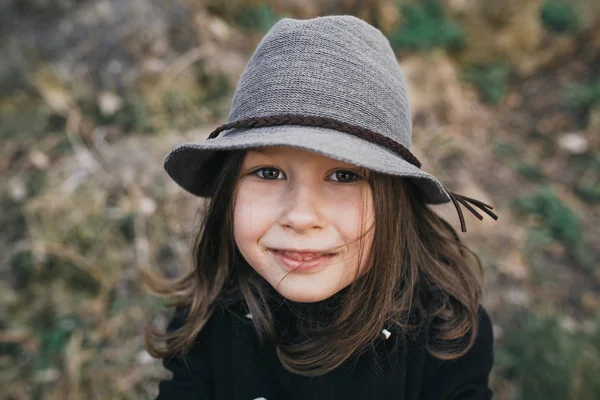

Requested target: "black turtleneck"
[{"left": 157, "top": 282, "right": 494, "bottom": 400}]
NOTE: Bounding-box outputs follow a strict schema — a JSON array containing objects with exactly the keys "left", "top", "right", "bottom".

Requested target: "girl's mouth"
[{"left": 268, "top": 249, "right": 338, "bottom": 272}]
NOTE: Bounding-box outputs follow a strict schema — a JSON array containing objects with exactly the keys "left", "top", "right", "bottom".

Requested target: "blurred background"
[{"left": 1, "top": 0, "right": 599, "bottom": 399}]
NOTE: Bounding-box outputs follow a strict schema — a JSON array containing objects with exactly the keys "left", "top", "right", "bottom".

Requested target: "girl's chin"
[
  {"left": 274, "top": 290, "right": 333, "bottom": 303},
  {"left": 268, "top": 280, "right": 346, "bottom": 303}
]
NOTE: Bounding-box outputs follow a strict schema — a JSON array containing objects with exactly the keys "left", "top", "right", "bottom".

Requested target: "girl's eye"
[
  {"left": 329, "top": 170, "right": 359, "bottom": 183},
  {"left": 255, "top": 167, "right": 285, "bottom": 180}
]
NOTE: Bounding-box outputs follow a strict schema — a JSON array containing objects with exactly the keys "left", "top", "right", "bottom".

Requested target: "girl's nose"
[{"left": 278, "top": 181, "right": 325, "bottom": 233}]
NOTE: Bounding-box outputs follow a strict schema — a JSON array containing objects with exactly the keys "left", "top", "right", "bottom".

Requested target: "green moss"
[
  {"left": 388, "top": 0, "right": 466, "bottom": 53},
  {"left": 492, "top": 140, "right": 521, "bottom": 159},
  {"left": 540, "top": 0, "right": 580, "bottom": 34},
  {"left": 514, "top": 186, "right": 595, "bottom": 271},
  {"left": 574, "top": 183, "right": 600, "bottom": 204},
  {"left": 95, "top": 96, "right": 152, "bottom": 134},
  {"left": 33, "top": 313, "right": 82, "bottom": 372},
  {"left": 569, "top": 154, "right": 600, "bottom": 204},
  {"left": 233, "top": 2, "right": 281, "bottom": 33},
  {"left": 117, "top": 212, "right": 136, "bottom": 243},
  {"left": 118, "top": 97, "right": 152, "bottom": 133},
  {"left": 496, "top": 314, "right": 600, "bottom": 400},
  {"left": 515, "top": 163, "right": 545, "bottom": 182},
  {"left": 566, "top": 80, "right": 600, "bottom": 124},
  {"left": 462, "top": 64, "right": 508, "bottom": 105}
]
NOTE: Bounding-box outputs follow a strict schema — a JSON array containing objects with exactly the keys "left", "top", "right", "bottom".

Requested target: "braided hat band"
[
  {"left": 207, "top": 114, "right": 498, "bottom": 233},
  {"left": 163, "top": 15, "right": 499, "bottom": 233}
]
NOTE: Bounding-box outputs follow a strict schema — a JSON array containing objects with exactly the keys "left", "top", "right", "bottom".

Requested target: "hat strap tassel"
[{"left": 446, "top": 191, "right": 499, "bottom": 233}]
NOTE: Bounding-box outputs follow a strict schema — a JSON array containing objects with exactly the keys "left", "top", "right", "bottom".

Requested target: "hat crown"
[{"left": 227, "top": 15, "right": 413, "bottom": 149}]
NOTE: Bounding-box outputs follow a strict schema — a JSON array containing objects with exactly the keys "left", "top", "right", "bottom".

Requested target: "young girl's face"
[{"left": 233, "top": 146, "right": 375, "bottom": 303}]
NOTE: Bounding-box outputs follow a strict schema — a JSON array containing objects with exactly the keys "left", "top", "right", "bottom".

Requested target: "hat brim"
[{"left": 163, "top": 125, "right": 451, "bottom": 204}]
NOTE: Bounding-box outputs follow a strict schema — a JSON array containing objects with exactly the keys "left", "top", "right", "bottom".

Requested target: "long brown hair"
[{"left": 143, "top": 149, "right": 485, "bottom": 376}]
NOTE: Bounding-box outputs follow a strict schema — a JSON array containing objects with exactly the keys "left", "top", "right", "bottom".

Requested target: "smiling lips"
[
  {"left": 273, "top": 250, "right": 332, "bottom": 260},
  {"left": 268, "top": 248, "right": 337, "bottom": 271}
]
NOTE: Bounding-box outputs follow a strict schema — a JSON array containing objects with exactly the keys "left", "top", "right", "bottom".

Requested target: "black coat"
[{"left": 156, "top": 300, "right": 494, "bottom": 400}]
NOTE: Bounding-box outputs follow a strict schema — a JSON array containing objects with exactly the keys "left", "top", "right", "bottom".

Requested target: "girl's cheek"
[
  {"left": 234, "top": 182, "right": 282, "bottom": 232},
  {"left": 327, "top": 186, "right": 374, "bottom": 233},
  {"left": 325, "top": 186, "right": 368, "bottom": 209},
  {"left": 241, "top": 187, "right": 283, "bottom": 216}
]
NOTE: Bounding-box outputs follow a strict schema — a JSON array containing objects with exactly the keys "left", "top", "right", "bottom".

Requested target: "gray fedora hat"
[{"left": 164, "top": 15, "right": 497, "bottom": 232}]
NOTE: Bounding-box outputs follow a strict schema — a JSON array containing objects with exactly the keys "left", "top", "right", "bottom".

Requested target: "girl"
[{"left": 146, "top": 15, "right": 498, "bottom": 400}]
